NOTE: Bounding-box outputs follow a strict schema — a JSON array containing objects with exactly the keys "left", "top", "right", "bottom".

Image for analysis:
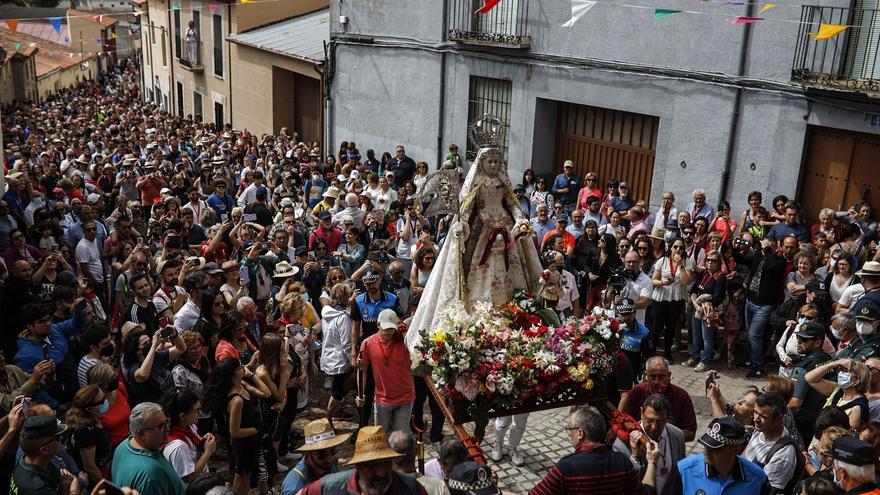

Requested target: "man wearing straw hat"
[
  {"left": 300, "top": 425, "right": 427, "bottom": 495},
  {"left": 280, "top": 419, "right": 349, "bottom": 495}
]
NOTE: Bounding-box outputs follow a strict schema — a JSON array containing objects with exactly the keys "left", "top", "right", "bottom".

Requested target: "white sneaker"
[
  {"left": 694, "top": 363, "right": 707, "bottom": 372},
  {"left": 490, "top": 444, "right": 503, "bottom": 462},
  {"left": 276, "top": 461, "right": 289, "bottom": 473},
  {"left": 510, "top": 449, "right": 524, "bottom": 466}
]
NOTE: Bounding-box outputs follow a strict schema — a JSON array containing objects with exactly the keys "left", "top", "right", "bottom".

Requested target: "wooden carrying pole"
[{"left": 422, "top": 374, "right": 487, "bottom": 465}]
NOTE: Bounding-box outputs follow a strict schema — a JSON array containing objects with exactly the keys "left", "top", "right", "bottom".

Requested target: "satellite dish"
[{"left": 81, "top": 61, "right": 90, "bottom": 69}]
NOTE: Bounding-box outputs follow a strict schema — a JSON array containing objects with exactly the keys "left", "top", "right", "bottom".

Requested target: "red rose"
[
  {"left": 535, "top": 385, "right": 546, "bottom": 394},
  {"left": 610, "top": 319, "right": 620, "bottom": 331}
]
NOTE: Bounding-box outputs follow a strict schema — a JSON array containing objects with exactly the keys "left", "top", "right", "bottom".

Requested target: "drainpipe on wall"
[
  {"left": 719, "top": 1, "right": 755, "bottom": 202},
  {"left": 166, "top": 3, "right": 175, "bottom": 114},
  {"left": 227, "top": 3, "right": 233, "bottom": 127},
  {"left": 436, "top": 0, "right": 448, "bottom": 169},
  {"left": 325, "top": 39, "right": 336, "bottom": 154}
]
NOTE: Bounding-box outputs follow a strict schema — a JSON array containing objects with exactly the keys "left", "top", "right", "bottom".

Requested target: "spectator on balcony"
[{"left": 185, "top": 21, "right": 199, "bottom": 65}]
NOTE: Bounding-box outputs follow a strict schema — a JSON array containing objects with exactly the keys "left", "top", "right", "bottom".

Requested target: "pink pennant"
[
  {"left": 727, "top": 16, "right": 764, "bottom": 24},
  {"left": 475, "top": 0, "right": 501, "bottom": 14},
  {"left": 208, "top": 4, "right": 220, "bottom": 10}
]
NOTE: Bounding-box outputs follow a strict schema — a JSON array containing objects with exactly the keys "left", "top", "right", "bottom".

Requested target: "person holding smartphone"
[
  {"left": 122, "top": 327, "right": 187, "bottom": 405},
  {"left": 15, "top": 300, "right": 88, "bottom": 405}
]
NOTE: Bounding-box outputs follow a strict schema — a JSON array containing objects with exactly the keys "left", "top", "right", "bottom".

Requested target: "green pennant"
[{"left": 654, "top": 8, "right": 682, "bottom": 19}]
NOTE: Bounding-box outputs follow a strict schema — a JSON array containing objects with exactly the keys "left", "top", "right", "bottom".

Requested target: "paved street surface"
[
  {"left": 285, "top": 361, "right": 758, "bottom": 494},
  {"left": 470, "top": 364, "right": 757, "bottom": 493}
]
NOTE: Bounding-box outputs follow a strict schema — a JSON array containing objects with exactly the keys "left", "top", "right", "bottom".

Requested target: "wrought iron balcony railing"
[
  {"left": 792, "top": 6, "right": 880, "bottom": 93},
  {"left": 447, "top": 0, "right": 530, "bottom": 48},
  {"left": 179, "top": 39, "right": 204, "bottom": 71}
]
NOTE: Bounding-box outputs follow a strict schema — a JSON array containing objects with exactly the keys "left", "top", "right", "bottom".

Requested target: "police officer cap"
[
  {"left": 616, "top": 298, "right": 635, "bottom": 315},
  {"left": 852, "top": 299, "right": 880, "bottom": 321},
  {"left": 362, "top": 270, "right": 381, "bottom": 284},
  {"left": 795, "top": 321, "right": 826, "bottom": 340},
  {"left": 698, "top": 418, "right": 747, "bottom": 449},
  {"left": 831, "top": 437, "right": 875, "bottom": 466}
]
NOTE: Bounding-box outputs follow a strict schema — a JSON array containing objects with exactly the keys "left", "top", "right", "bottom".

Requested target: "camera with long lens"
[{"left": 608, "top": 267, "right": 627, "bottom": 293}]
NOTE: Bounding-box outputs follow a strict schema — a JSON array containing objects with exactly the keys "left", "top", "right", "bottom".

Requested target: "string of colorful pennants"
[{"left": 474, "top": 0, "right": 850, "bottom": 40}]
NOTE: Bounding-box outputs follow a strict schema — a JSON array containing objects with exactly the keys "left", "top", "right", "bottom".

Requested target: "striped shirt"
[{"left": 530, "top": 444, "right": 647, "bottom": 495}]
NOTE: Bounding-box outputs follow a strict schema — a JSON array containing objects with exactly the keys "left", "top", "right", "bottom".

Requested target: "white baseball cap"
[{"left": 377, "top": 309, "right": 399, "bottom": 330}]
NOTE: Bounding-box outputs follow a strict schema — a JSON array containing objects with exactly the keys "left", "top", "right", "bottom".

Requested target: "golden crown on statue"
[{"left": 468, "top": 114, "right": 506, "bottom": 150}]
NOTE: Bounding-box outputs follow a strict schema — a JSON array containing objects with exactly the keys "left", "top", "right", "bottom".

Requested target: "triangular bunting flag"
[
  {"left": 50, "top": 17, "right": 63, "bottom": 34},
  {"left": 475, "top": 0, "right": 501, "bottom": 14},
  {"left": 727, "top": 16, "right": 764, "bottom": 24},
  {"left": 757, "top": 3, "right": 776, "bottom": 14},
  {"left": 654, "top": 9, "right": 681, "bottom": 19},
  {"left": 14, "top": 43, "right": 21, "bottom": 51},
  {"left": 809, "top": 23, "right": 847, "bottom": 40},
  {"left": 111, "top": 33, "right": 119, "bottom": 39},
  {"left": 7, "top": 20, "right": 19, "bottom": 36},
  {"left": 562, "top": 0, "right": 597, "bottom": 27}
]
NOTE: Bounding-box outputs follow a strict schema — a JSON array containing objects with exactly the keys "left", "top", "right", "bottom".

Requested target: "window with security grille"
[{"left": 466, "top": 76, "right": 512, "bottom": 161}]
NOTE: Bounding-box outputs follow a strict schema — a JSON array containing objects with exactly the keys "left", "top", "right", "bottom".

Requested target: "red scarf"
[{"left": 167, "top": 425, "right": 203, "bottom": 447}]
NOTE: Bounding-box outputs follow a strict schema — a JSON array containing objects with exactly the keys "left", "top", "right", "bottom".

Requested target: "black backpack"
[{"left": 754, "top": 435, "right": 804, "bottom": 495}]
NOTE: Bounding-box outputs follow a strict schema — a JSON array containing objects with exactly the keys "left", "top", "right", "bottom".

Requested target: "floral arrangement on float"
[{"left": 413, "top": 290, "right": 619, "bottom": 439}]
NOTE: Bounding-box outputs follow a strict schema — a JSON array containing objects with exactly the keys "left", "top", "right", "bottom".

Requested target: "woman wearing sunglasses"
[{"left": 650, "top": 237, "right": 694, "bottom": 358}]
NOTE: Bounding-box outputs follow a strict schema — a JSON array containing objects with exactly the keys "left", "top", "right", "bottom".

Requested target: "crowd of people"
[{"left": 2, "top": 59, "right": 880, "bottom": 495}]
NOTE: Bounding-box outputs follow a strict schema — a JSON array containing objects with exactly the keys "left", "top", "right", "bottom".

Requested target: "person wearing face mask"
[
  {"left": 803, "top": 425, "right": 850, "bottom": 484},
  {"left": 775, "top": 304, "right": 836, "bottom": 378},
  {"left": 789, "top": 321, "right": 836, "bottom": 443},
  {"left": 837, "top": 300, "right": 880, "bottom": 361},
  {"left": 23, "top": 190, "right": 45, "bottom": 228},
  {"left": 76, "top": 325, "right": 114, "bottom": 388},
  {"left": 832, "top": 313, "right": 859, "bottom": 356},
  {"left": 828, "top": 437, "right": 880, "bottom": 495},
  {"left": 620, "top": 356, "right": 697, "bottom": 442},
  {"left": 807, "top": 358, "right": 871, "bottom": 430},
  {"left": 65, "top": 384, "right": 113, "bottom": 487}
]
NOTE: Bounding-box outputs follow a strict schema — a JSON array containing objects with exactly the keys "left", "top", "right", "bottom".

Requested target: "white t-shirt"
[
  {"left": 622, "top": 273, "right": 653, "bottom": 323},
  {"left": 75, "top": 237, "right": 104, "bottom": 282},
  {"left": 153, "top": 285, "right": 186, "bottom": 316},
  {"left": 838, "top": 283, "right": 866, "bottom": 311},
  {"left": 162, "top": 428, "right": 199, "bottom": 478},
  {"left": 742, "top": 428, "right": 798, "bottom": 490}
]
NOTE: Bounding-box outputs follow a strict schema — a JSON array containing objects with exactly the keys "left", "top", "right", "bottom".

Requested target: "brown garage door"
[
  {"left": 799, "top": 126, "right": 880, "bottom": 223},
  {"left": 553, "top": 103, "right": 658, "bottom": 204}
]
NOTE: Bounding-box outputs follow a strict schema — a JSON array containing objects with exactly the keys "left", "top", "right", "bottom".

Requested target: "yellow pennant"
[
  {"left": 758, "top": 3, "right": 776, "bottom": 14},
  {"left": 809, "top": 23, "right": 848, "bottom": 40}
]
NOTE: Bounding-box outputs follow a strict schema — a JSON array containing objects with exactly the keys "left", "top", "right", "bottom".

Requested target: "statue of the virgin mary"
[{"left": 405, "top": 144, "right": 543, "bottom": 351}]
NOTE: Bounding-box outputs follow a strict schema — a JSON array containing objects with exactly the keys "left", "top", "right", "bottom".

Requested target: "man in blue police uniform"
[
  {"left": 349, "top": 270, "right": 398, "bottom": 431},
  {"left": 652, "top": 417, "right": 769, "bottom": 495},
  {"left": 830, "top": 437, "right": 880, "bottom": 495}
]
